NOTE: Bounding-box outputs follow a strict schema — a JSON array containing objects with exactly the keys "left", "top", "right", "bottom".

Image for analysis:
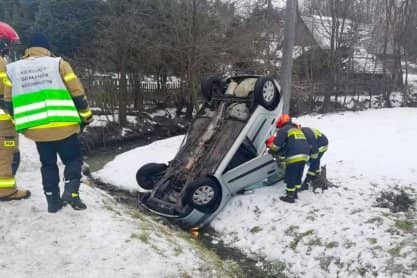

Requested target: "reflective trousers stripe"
[
  {"left": 0, "top": 178, "right": 16, "bottom": 188},
  {"left": 286, "top": 154, "right": 309, "bottom": 164}
]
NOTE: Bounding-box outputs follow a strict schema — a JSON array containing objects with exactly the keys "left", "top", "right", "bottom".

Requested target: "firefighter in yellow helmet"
[
  {"left": 0, "top": 21, "right": 31, "bottom": 201},
  {"left": 2, "top": 33, "right": 93, "bottom": 212}
]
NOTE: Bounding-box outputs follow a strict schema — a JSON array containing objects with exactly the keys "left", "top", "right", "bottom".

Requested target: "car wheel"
[
  {"left": 201, "top": 76, "right": 225, "bottom": 102},
  {"left": 185, "top": 177, "right": 222, "bottom": 213},
  {"left": 136, "top": 163, "right": 168, "bottom": 190},
  {"left": 254, "top": 77, "right": 280, "bottom": 110}
]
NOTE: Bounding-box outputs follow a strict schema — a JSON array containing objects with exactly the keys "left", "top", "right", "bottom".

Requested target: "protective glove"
[{"left": 278, "top": 156, "right": 286, "bottom": 169}]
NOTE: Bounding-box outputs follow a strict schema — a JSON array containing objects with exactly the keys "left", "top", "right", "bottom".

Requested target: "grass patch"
[
  {"left": 319, "top": 256, "right": 334, "bottom": 272},
  {"left": 350, "top": 208, "right": 363, "bottom": 214},
  {"left": 325, "top": 241, "right": 339, "bottom": 249},
  {"left": 388, "top": 244, "right": 403, "bottom": 257},
  {"left": 285, "top": 225, "right": 299, "bottom": 234},
  {"left": 394, "top": 220, "right": 415, "bottom": 233},
  {"left": 366, "top": 217, "right": 384, "bottom": 226},
  {"left": 102, "top": 199, "right": 122, "bottom": 216},
  {"left": 375, "top": 188, "right": 416, "bottom": 213},
  {"left": 250, "top": 226, "right": 263, "bottom": 234},
  {"left": 131, "top": 232, "right": 150, "bottom": 243},
  {"left": 306, "top": 236, "right": 323, "bottom": 247},
  {"left": 123, "top": 206, "right": 244, "bottom": 277},
  {"left": 290, "top": 229, "right": 315, "bottom": 250}
]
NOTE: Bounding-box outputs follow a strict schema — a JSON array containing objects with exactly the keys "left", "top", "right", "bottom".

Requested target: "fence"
[{"left": 81, "top": 77, "right": 184, "bottom": 113}]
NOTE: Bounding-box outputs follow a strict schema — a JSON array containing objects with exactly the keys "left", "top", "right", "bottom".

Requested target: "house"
[{"left": 293, "top": 14, "right": 393, "bottom": 94}]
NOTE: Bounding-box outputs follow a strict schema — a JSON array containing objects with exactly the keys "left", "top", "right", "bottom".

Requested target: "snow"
[
  {"left": 93, "top": 135, "right": 184, "bottom": 192},
  {"left": 95, "top": 107, "right": 417, "bottom": 277},
  {"left": 0, "top": 136, "right": 228, "bottom": 277}
]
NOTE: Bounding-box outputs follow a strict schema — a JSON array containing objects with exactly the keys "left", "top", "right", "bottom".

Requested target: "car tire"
[
  {"left": 136, "top": 163, "right": 168, "bottom": 190},
  {"left": 254, "top": 77, "right": 280, "bottom": 110},
  {"left": 185, "top": 177, "right": 222, "bottom": 213},
  {"left": 201, "top": 76, "right": 225, "bottom": 102}
]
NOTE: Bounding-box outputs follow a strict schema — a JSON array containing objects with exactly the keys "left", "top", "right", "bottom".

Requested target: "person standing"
[
  {"left": 300, "top": 126, "right": 328, "bottom": 191},
  {"left": 266, "top": 114, "right": 310, "bottom": 203},
  {"left": 2, "top": 33, "right": 92, "bottom": 212},
  {"left": 0, "top": 21, "right": 30, "bottom": 201}
]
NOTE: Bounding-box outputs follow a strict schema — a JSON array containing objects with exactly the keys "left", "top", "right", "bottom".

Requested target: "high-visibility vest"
[{"left": 6, "top": 57, "right": 80, "bottom": 132}]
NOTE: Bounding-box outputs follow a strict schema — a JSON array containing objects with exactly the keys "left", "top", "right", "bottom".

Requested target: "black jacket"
[
  {"left": 271, "top": 123, "right": 310, "bottom": 164},
  {"left": 301, "top": 127, "right": 328, "bottom": 158}
]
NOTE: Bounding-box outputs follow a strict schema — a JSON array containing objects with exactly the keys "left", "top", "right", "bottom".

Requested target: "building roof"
[{"left": 297, "top": 15, "right": 388, "bottom": 75}]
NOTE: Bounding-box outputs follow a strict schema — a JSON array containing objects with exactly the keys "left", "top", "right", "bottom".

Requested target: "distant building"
[{"left": 293, "top": 14, "right": 395, "bottom": 94}]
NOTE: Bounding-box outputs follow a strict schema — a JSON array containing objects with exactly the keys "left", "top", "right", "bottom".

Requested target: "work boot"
[
  {"left": 62, "top": 180, "right": 87, "bottom": 210},
  {"left": 280, "top": 191, "right": 296, "bottom": 203},
  {"left": 45, "top": 190, "right": 63, "bottom": 213},
  {"left": 0, "top": 187, "right": 31, "bottom": 201}
]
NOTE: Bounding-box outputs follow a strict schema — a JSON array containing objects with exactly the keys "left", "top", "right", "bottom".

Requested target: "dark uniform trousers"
[{"left": 35, "top": 134, "right": 82, "bottom": 193}]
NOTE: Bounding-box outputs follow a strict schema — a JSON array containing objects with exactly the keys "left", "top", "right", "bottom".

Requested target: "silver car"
[{"left": 136, "top": 75, "right": 284, "bottom": 229}]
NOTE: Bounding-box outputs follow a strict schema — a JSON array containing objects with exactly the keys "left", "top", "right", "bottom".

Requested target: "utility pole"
[{"left": 280, "top": 0, "right": 298, "bottom": 114}]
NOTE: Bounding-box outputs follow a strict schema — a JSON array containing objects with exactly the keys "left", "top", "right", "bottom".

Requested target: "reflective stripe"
[
  {"left": 307, "top": 171, "right": 316, "bottom": 176},
  {"left": 30, "top": 122, "right": 79, "bottom": 129},
  {"left": 14, "top": 100, "right": 76, "bottom": 114},
  {"left": 319, "top": 145, "right": 328, "bottom": 153},
  {"left": 288, "top": 128, "right": 306, "bottom": 140},
  {"left": 0, "top": 178, "right": 16, "bottom": 188},
  {"left": 0, "top": 71, "right": 6, "bottom": 78},
  {"left": 310, "top": 152, "right": 319, "bottom": 159},
  {"left": 0, "top": 114, "right": 11, "bottom": 121},
  {"left": 15, "top": 110, "right": 80, "bottom": 126},
  {"left": 3, "top": 77, "right": 12, "bottom": 87},
  {"left": 295, "top": 184, "right": 301, "bottom": 189},
  {"left": 79, "top": 109, "right": 92, "bottom": 118},
  {"left": 63, "top": 72, "right": 77, "bottom": 82},
  {"left": 71, "top": 193, "right": 79, "bottom": 198},
  {"left": 313, "top": 129, "right": 322, "bottom": 138},
  {"left": 286, "top": 154, "right": 309, "bottom": 164},
  {"left": 286, "top": 187, "right": 296, "bottom": 192}
]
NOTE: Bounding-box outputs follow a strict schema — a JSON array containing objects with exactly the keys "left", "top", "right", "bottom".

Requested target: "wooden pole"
[{"left": 280, "top": 0, "right": 298, "bottom": 114}]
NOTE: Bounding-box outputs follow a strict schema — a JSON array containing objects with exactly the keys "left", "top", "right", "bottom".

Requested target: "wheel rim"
[
  {"left": 192, "top": 185, "right": 215, "bottom": 205},
  {"left": 262, "top": 81, "right": 275, "bottom": 103}
]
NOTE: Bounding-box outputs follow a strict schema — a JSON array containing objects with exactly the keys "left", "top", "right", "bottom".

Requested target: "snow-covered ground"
[
  {"left": 95, "top": 107, "right": 417, "bottom": 277},
  {"left": 0, "top": 138, "right": 234, "bottom": 277}
]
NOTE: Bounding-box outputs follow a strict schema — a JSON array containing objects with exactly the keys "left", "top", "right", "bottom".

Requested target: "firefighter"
[
  {"left": 300, "top": 126, "right": 328, "bottom": 191},
  {"left": 2, "top": 33, "right": 93, "bottom": 212},
  {"left": 0, "top": 21, "right": 31, "bottom": 201},
  {"left": 265, "top": 114, "right": 310, "bottom": 203}
]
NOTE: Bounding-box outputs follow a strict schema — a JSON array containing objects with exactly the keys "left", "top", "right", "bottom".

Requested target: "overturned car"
[{"left": 137, "top": 75, "right": 284, "bottom": 229}]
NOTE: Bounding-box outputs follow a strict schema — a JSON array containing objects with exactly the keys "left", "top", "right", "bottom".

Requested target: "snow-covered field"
[
  {"left": 95, "top": 107, "right": 417, "bottom": 277},
  {"left": 0, "top": 138, "right": 234, "bottom": 277}
]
